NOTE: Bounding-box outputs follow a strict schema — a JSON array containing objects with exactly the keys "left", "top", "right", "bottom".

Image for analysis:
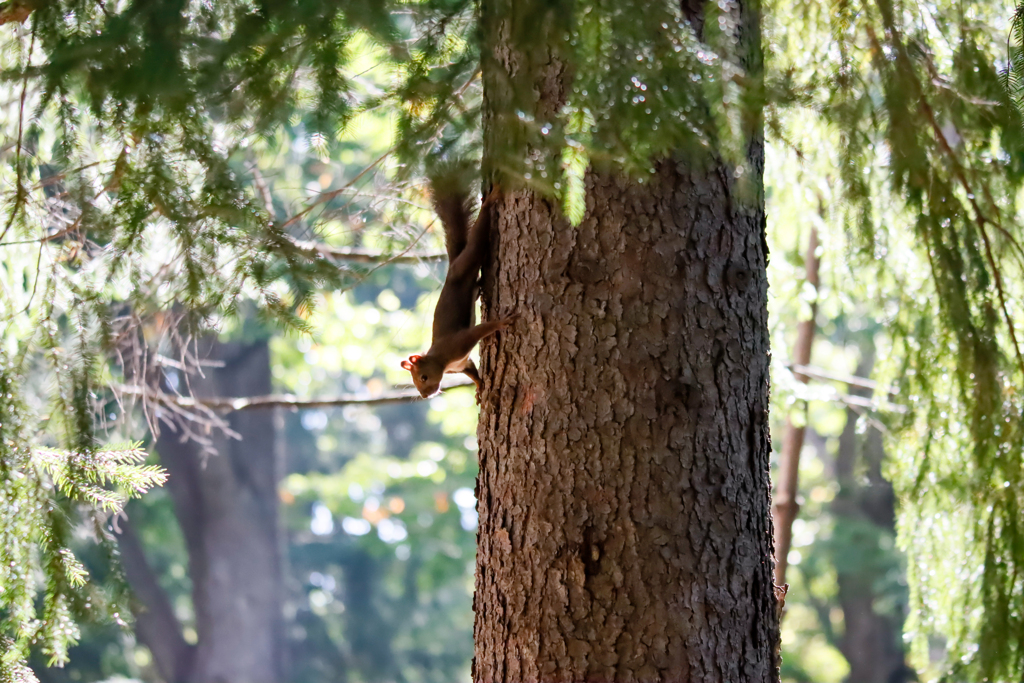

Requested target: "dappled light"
[{"left": 1, "top": 0, "right": 1023, "bottom": 682}]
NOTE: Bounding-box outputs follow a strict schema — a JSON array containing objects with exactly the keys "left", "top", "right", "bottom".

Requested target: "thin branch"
[
  {"left": 251, "top": 164, "right": 276, "bottom": 217},
  {"left": 290, "top": 239, "right": 446, "bottom": 264},
  {"left": 785, "top": 364, "right": 906, "bottom": 414},
  {"left": 787, "top": 363, "right": 881, "bottom": 392},
  {"left": 1, "top": 155, "right": 136, "bottom": 248},
  {"left": 1, "top": 221, "right": 446, "bottom": 263},
  {"left": 280, "top": 146, "right": 393, "bottom": 232},
  {"left": 832, "top": 391, "right": 906, "bottom": 415},
  {"left": 918, "top": 94, "right": 1024, "bottom": 379},
  {"left": 114, "top": 380, "right": 474, "bottom": 412},
  {"left": 274, "top": 68, "right": 480, "bottom": 236},
  {"left": 250, "top": 160, "right": 446, "bottom": 265},
  {"left": 0, "top": 27, "right": 34, "bottom": 245}
]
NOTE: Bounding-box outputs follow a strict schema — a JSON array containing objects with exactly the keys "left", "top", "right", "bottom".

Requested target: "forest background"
[{"left": 2, "top": 0, "right": 1024, "bottom": 682}]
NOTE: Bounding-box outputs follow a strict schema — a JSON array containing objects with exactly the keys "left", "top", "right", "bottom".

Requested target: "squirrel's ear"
[
  {"left": 401, "top": 359, "right": 414, "bottom": 371},
  {"left": 401, "top": 355, "right": 421, "bottom": 371}
]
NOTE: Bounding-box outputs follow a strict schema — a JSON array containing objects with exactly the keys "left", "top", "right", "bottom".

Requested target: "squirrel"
[{"left": 401, "top": 179, "right": 515, "bottom": 398}]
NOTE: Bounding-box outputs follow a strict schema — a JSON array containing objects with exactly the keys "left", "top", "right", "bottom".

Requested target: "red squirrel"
[{"left": 401, "top": 182, "right": 515, "bottom": 398}]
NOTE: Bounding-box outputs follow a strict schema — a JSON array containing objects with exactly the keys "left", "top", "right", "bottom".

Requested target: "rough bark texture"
[
  {"left": 473, "top": 164, "right": 777, "bottom": 682},
  {"left": 473, "top": 0, "right": 778, "bottom": 678},
  {"left": 474, "top": 1, "right": 777, "bottom": 678},
  {"left": 141, "top": 339, "right": 286, "bottom": 683}
]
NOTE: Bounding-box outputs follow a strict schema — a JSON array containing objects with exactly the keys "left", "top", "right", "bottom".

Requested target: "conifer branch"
[
  {"left": 918, "top": 94, "right": 1024, "bottom": 379},
  {"left": 280, "top": 147, "right": 394, "bottom": 232},
  {"left": 866, "top": 20, "right": 1024, "bottom": 380},
  {"left": 0, "top": 26, "right": 32, "bottom": 246},
  {"left": 248, "top": 161, "right": 446, "bottom": 265}
]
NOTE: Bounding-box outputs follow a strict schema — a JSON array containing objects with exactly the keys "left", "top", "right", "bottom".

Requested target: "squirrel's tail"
[{"left": 428, "top": 161, "right": 475, "bottom": 262}]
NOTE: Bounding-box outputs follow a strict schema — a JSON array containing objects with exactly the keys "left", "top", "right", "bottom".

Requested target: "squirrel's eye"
[{"left": 420, "top": 375, "right": 428, "bottom": 382}]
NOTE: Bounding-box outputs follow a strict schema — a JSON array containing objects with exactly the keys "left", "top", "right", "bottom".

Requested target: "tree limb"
[
  {"left": 787, "top": 363, "right": 879, "bottom": 392},
  {"left": 115, "top": 380, "right": 474, "bottom": 412},
  {"left": 290, "top": 239, "right": 446, "bottom": 264}
]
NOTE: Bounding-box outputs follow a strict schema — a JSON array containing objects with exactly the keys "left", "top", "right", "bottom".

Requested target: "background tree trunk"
[
  {"left": 772, "top": 227, "right": 820, "bottom": 587},
  {"left": 120, "top": 339, "right": 287, "bottom": 683},
  {"left": 474, "top": 4, "right": 777, "bottom": 675},
  {"left": 832, "top": 351, "right": 913, "bottom": 683}
]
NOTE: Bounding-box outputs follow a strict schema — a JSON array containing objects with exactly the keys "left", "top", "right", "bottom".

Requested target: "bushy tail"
[{"left": 428, "top": 161, "right": 476, "bottom": 262}]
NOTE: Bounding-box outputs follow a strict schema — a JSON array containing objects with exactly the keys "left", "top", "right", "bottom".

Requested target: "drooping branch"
[{"left": 865, "top": 21, "right": 1024, "bottom": 380}]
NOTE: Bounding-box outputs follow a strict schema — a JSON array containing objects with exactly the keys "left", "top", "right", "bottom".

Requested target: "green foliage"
[
  {"left": 0, "top": 2, "right": 445, "bottom": 673},
  {"left": 2, "top": 0, "right": 1024, "bottom": 679},
  {"left": 0, "top": 347, "right": 164, "bottom": 681},
  {"left": 270, "top": 280, "right": 481, "bottom": 683},
  {"left": 765, "top": 0, "right": 1024, "bottom": 677}
]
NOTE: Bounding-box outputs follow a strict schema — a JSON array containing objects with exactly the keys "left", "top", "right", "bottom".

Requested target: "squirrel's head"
[{"left": 401, "top": 354, "right": 444, "bottom": 398}]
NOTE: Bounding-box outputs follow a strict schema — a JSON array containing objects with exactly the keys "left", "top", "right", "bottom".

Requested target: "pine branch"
[
  {"left": 115, "top": 381, "right": 474, "bottom": 412},
  {"left": 866, "top": 22, "right": 1024, "bottom": 380}
]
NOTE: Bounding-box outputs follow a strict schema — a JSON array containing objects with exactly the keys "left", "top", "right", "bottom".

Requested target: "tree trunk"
[
  {"left": 474, "top": 6, "right": 777, "bottom": 679},
  {"left": 832, "top": 352, "right": 912, "bottom": 683},
  {"left": 130, "top": 339, "right": 286, "bottom": 683},
  {"left": 772, "top": 226, "right": 820, "bottom": 587}
]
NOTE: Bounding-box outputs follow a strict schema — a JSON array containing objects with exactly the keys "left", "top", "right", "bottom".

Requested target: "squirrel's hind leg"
[
  {"left": 461, "top": 359, "right": 482, "bottom": 388},
  {"left": 461, "top": 360, "right": 483, "bottom": 404}
]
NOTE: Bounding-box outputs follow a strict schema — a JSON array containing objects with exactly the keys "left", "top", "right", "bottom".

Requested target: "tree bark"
[
  {"left": 473, "top": 5, "right": 777, "bottom": 679},
  {"left": 150, "top": 339, "right": 287, "bottom": 683}
]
